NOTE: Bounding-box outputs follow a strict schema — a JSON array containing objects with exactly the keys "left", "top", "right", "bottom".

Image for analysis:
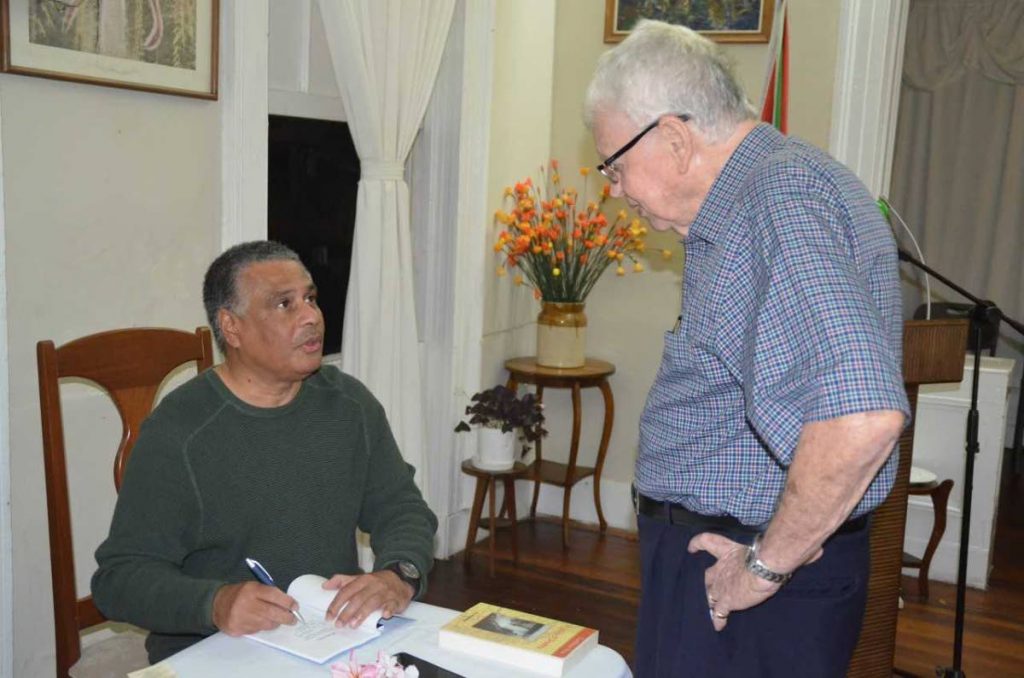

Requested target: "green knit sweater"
[{"left": 91, "top": 366, "right": 437, "bottom": 663}]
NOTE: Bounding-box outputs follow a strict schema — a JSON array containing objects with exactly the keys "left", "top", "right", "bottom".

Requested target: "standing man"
[
  {"left": 584, "top": 21, "right": 910, "bottom": 676},
  {"left": 92, "top": 241, "right": 437, "bottom": 663}
]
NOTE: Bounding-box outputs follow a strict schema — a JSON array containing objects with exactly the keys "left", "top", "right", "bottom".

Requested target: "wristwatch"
[
  {"left": 383, "top": 560, "right": 421, "bottom": 592},
  {"left": 745, "top": 534, "right": 792, "bottom": 585}
]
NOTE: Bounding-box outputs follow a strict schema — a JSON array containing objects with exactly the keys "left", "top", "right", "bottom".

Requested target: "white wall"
[{"left": 0, "top": 75, "right": 219, "bottom": 676}]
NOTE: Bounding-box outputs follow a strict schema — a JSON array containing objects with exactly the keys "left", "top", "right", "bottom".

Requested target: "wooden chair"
[{"left": 37, "top": 327, "right": 214, "bottom": 678}]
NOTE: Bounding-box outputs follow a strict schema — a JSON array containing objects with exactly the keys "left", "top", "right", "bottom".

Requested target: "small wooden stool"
[
  {"left": 461, "top": 460, "right": 529, "bottom": 577},
  {"left": 902, "top": 466, "right": 954, "bottom": 601}
]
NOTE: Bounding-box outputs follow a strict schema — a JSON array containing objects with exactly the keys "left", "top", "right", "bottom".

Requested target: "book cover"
[
  {"left": 244, "top": 574, "right": 383, "bottom": 664},
  {"left": 438, "top": 603, "right": 598, "bottom": 676}
]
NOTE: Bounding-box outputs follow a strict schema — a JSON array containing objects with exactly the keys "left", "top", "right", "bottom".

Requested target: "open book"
[{"left": 244, "top": 574, "right": 383, "bottom": 664}]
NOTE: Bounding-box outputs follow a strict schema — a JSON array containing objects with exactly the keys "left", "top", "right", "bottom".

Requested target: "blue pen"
[{"left": 245, "top": 557, "right": 306, "bottom": 624}]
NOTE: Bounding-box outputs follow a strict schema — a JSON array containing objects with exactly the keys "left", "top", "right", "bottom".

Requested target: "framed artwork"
[
  {"left": 604, "top": 0, "right": 774, "bottom": 44},
  {"left": 0, "top": 0, "right": 218, "bottom": 99}
]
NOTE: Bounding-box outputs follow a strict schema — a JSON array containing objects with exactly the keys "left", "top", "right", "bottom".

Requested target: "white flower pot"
[{"left": 475, "top": 426, "right": 517, "bottom": 471}]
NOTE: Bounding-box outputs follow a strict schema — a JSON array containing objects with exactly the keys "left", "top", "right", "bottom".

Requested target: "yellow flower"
[
  {"left": 503, "top": 186, "right": 513, "bottom": 197},
  {"left": 497, "top": 265, "right": 507, "bottom": 277},
  {"left": 618, "top": 209, "right": 628, "bottom": 220},
  {"left": 607, "top": 250, "right": 618, "bottom": 259},
  {"left": 616, "top": 252, "right": 624, "bottom": 261},
  {"left": 552, "top": 267, "right": 561, "bottom": 276},
  {"left": 579, "top": 167, "right": 591, "bottom": 177},
  {"left": 493, "top": 243, "right": 503, "bottom": 252},
  {"left": 513, "top": 274, "right": 524, "bottom": 286},
  {"left": 634, "top": 262, "right": 644, "bottom": 272},
  {"left": 616, "top": 266, "right": 625, "bottom": 276},
  {"left": 661, "top": 249, "right": 673, "bottom": 260},
  {"left": 552, "top": 173, "right": 560, "bottom": 183}
]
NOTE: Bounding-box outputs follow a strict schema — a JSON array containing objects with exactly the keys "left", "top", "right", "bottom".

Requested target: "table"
[
  {"left": 461, "top": 460, "right": 530, "bottom": 576},
  {"left": 155, "top": 602, "right": 631, "bottom": 677},
  {"left": 504, "top": 357, "right": 615, "bottom": 546}
]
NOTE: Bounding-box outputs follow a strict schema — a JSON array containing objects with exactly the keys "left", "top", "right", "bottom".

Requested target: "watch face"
[{"left": 397, "top": 561, "right": 420, "bottom": 580}]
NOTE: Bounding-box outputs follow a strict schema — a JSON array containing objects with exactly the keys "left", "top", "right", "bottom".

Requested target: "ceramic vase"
[{"left": 536, "top": 301, "right": 586, "bottom": 368}]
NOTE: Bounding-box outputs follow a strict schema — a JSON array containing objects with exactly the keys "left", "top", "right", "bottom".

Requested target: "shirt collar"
[{"left": 686, "top": 123, "right": 786, "bottom": 244}]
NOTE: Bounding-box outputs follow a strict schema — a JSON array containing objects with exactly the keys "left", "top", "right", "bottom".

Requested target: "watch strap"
[{"left": 745, "top": 535, "right": 792, "bottom": 585}]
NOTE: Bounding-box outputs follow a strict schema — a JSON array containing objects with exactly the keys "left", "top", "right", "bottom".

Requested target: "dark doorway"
[{"left": 268, "top": 115, "right": 359, "bottom": 355}]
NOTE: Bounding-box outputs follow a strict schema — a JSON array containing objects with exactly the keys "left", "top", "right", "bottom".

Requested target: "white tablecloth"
[{"left": 159, "top": 602, "right": 632, "bottom": 678}]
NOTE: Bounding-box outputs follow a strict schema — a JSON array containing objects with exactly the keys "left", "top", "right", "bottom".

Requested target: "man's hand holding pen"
[{"left": 211, "top": 581, "right": 302, "bottom": 636}]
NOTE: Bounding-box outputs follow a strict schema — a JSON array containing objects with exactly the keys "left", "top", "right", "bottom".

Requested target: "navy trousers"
[{"left": 634, "top": 513, "right": 870, "bottom": 677}]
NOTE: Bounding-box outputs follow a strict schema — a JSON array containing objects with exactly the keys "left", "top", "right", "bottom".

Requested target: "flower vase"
[
  {"left": 476, "top": 426, "right": 517, "bottom": 471},
  {"left": 536, "top": 301, "right": 586, "bottom": 368}
]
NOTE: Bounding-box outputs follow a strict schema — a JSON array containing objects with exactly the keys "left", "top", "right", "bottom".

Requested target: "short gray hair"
[
  {"left": 584, "top": 20, "right": 755, "bottom": 142},
  {"left": 202, "top": 240, "right": 303, "bottom": 352}
]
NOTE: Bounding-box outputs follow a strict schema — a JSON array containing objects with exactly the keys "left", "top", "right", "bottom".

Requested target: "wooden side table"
[
  {"left": 901, "top": 466, "right": 954, "bottom": 601},
  {"left": 504, "top": 356, "right": 615, "bottom": 546},
  {"left": 461, "top": 460, "right": 529, "bottom": 577}
]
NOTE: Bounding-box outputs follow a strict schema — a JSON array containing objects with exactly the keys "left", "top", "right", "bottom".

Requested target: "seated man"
[{"left": 92, "top": 240, "right": 438, "bottom": 663}]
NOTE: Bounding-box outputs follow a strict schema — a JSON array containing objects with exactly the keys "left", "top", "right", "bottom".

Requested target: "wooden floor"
[{"left": 423, "top": 452, "right": 1024, "bottom": 676}]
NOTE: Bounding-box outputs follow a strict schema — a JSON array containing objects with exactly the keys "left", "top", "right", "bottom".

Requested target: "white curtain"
[
  {"left": 317, "top": 0, "right": 456, "bottom": 505},
  {"left": 891, "top": 0, "right": 1024, "bottom": 325}
]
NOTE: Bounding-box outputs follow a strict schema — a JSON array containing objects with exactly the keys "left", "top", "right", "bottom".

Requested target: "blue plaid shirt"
[{"left": 636, "top": 124, "right": 910, "bottom": 526}]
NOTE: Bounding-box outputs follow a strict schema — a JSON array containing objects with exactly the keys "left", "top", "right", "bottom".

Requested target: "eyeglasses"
[{"left": 597, "top": 114, "right": 691, "bottom": 184}]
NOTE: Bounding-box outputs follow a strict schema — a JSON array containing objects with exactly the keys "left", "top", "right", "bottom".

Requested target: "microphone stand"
[{"left": 897, "top": 249, "right": 1024, "bottom": 677}]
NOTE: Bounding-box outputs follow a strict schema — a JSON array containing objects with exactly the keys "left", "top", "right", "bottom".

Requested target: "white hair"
[{"left": 584, "top": 20, "right": 756, "bottom": 142}]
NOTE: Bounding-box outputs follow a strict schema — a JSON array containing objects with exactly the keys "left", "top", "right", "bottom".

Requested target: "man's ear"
[
  {"left": 659, "top": 115, "right": 695, "bottom": 174},
  {"left": 218, "top": 308, "right": 243, "bottom": 350}
]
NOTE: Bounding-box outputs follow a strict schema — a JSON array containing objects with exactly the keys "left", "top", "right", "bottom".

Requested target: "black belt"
[{"left": 634, "top": 491, "right": 869, "bottom": 538}]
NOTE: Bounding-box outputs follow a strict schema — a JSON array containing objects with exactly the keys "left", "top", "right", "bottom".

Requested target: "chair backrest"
[{"left": 37, "top": 327, "right": 213, "bottom": 677}]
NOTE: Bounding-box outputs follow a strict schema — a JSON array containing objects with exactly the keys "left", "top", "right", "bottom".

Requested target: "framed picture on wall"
[
  {"left": 604, "top": 0, "right": 775, "bottom": 44},
  {"left": 0, "top": 0, "right": 219, "bottom": 99}
]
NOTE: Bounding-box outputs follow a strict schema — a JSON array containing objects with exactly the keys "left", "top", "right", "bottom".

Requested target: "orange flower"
[{"left": 492, "top": 160, "right": 652, "bottom": 300}]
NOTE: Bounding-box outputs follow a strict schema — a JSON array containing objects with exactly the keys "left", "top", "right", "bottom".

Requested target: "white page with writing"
[{"left": 245, "top": 574, "right": 383, "bottom": 664}]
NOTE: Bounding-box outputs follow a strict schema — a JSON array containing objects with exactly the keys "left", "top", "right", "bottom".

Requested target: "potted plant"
[{"left": 454, "top": 385, "right": 547, "bottom": 471}]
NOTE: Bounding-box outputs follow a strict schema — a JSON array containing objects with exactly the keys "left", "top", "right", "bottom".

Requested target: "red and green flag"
[{"left": 760, "top": 0, "right": 789, "bottom": 133}]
